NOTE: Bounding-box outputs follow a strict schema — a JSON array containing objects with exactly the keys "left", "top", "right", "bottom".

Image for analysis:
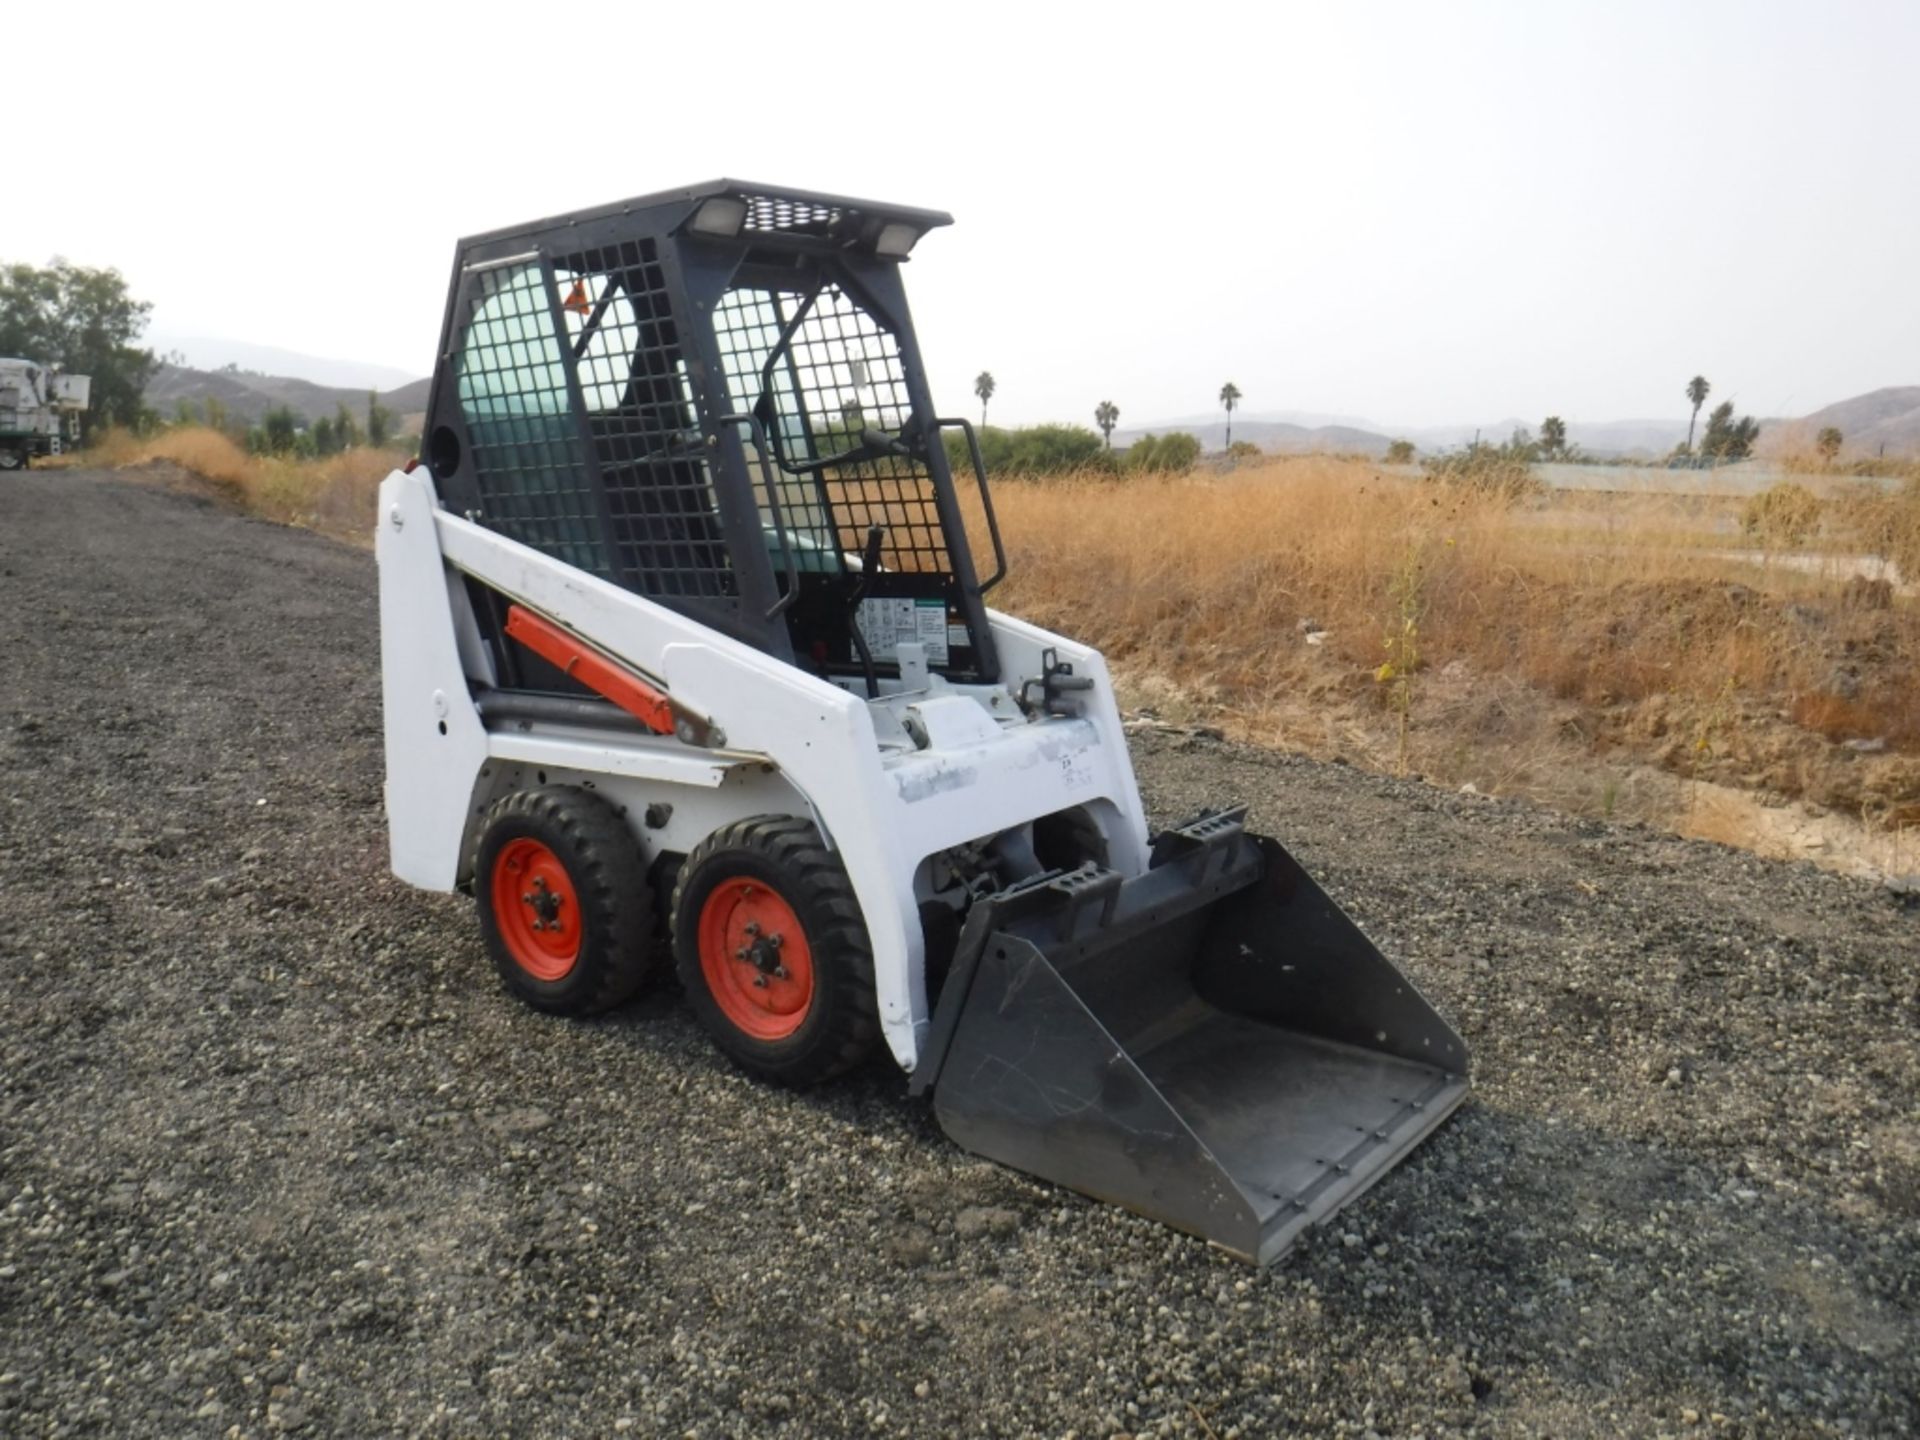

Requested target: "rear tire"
[
  {"left": 672, "top": 816, "right": 879, "bottom": 1086},
  {"left": 473, "top": 786, "right": 653, "bottom": 1015}
]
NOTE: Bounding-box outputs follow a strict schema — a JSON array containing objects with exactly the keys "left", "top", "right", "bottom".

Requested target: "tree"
[
  {"left": 1218, "top": 381, "right": 1242, "bottom": 450},
  {"left": 974, "top": 371, "right": 995, "bottom": 428},
  {"left": 368, "top": 390, "right": 397, "bottom": 448},
  {"left": 1539, "top": 415, "right": 1568, "bottom": 459},
  {"left": 1385, "top": 439, "right": 1416, "bottom": 464},
  {"left": 1816, "top": 426, "right": 1843, "bottom": 462},
  {"left": 260, "top": 405, "right": 299, "bottom": 454},
  {"left": 312, "top": 415, "right": 337, "bottom": 456},
  {"left": 334, "top": 401, "right": 363, "bottom": 450},
  {"left": 1699, "top": 400, "right": 1759, "bottom": 462},
  {"left": 0, "top": 259, "right": 157, "bottom": 430},
  {"left": 1094, "top": 400, "right": 1120, "bottom": 450},
  {"left": 1685, "top": 375, "right": 1711, "bottom": 454}
]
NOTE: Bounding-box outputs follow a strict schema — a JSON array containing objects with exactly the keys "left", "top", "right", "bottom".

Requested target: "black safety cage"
[{"left": 421, "top": 180, "right": 1007, "bottom": 695}]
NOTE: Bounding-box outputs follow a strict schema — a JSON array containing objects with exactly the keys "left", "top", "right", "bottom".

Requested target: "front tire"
[
  {"left": 672, "top": 817, "right": 880, "bottom": 1086},
  {"left": 473, "top": 787, "right": 653, "bottom": 1015},
  {"left": 0, "top": 448, "right": 23, "bottom": 472}
]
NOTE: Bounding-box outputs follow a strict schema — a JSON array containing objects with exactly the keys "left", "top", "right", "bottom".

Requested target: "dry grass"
[
  {"left": 66, "top": 431, "right": 1919, "bottom": 839},
  {"left": 974, "top": 456, "right": 1920, "bottom": 824},
  {"left": 77, "top": 425, "right": 404, "bottom": 546}
]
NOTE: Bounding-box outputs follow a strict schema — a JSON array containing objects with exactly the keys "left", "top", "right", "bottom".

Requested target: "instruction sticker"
[{"left": 857, "top": 597, "right": 950, "bottom": 665}]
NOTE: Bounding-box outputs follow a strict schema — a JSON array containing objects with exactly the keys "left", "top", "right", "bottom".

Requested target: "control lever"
[
  {"left": 846, "top": 525, "right": 886, "bottom": 699},
  {"left": 1020, "top": 647, "right": 1095, "bottom": 717}
]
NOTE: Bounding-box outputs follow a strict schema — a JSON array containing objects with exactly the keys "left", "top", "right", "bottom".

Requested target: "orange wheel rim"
[
  {"left": 491, "top": 838, "right": 581, "bottom": 982},
  {"left": 697, "top": 877, "right": 815, "bottom": 1040}
]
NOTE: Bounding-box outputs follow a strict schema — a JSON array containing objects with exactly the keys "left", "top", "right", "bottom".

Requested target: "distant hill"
[
  {"left": 1112, "top": 417, "right": 1396, "bottom": 455},
  {"left": 147, "top": 336, "right": 420, "bottom": 391},
  {"left": 144, "top": 364, "right": 428, "bottom": 435},
  {"left": 1757, "top": 386, "right": 1920, "bottom": 459}
]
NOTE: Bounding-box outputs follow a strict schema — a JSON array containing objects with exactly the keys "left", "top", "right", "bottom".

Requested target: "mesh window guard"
[
  {"left": 712, "top": 283, "right": 954, "bottom": 578},
  {"left": 554, "top": 240, "right": 736, "bottom": 605},
  {"left": 454, "top": 262, "right": 603, "bottom": 576}
]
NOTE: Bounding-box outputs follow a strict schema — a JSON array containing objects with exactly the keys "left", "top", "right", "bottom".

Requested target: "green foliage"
[
  {"left": 1815, "top": 425, "right": 1843, "bottom": 462},
  {"left": 334, "top": 401, "right": 362, "bottom": 450},
  {"left": 1423, "top": 433, "right": 1543, "bottom": 503},
  {"left": 253, "top": 405, "right": 300, "bottom": 455},
  {"left": 173, "top": 398, "right": 203, "bottom": 427},
  {"left": 1740, "top": 481, "right": 1821, "bottom": 549},
  {"left": 946, "top": 423, "right": 1113, "bottom": 477},
  {"left": 1094, "top": 400, "right": 1120, "bottom": 449},
  {"left": 973, "top": 370, "right": 995, "bottom": 426},
  {"left": 1539, "top": 415, "right": 1568, "bottom": 459},
  {"left": 1225, "top": 440, "right": 1261, "bottom": 460},
  {"left": 204, "top": 395, "right": 228, "bottom": 434},
  {"left": 312, "top": 416, "right": 335, "bottom": 455},
  {"left": 1699, "top": 400, "right": 1760, "bottom": 462},
  {"left": 368, "top": 391, "right": 396, "bottom": 448},
  {"left": 0, "top": 259, "right": 156, "bottom": 430},
  {"left": 1126, "top": 431, "right": 1202, "bottom": 474},
  {"left": 1385, "top": 439, "right": 1416, "bottom": 464}
]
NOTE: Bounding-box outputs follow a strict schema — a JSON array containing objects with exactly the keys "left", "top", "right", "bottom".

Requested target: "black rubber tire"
[
  {"left": 0, "top": 448, "right": 23, "bottom": 472},
  {"left": 1033, "top": 805, "right": 1111, "bottom": 872},
  {"left": 472, "top": 786, "right": 653, "bottom": 1015},
  {"left": 672, "top": 816, "right": 880, "bottom": 1087}
]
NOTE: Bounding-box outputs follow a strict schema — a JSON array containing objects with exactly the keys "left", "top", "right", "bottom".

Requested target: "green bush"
[
  {"left": 945, "top": 423, "right": 1115, "bottom": 477},
  {"left": 1126, "top": 431, "right": 1202, "bottom": 474}
]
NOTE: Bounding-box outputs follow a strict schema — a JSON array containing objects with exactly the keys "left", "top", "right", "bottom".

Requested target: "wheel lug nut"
[
  {"left": 772, "top": 965, "right": 788, "bottom": 980},
  {"left": 752, "top": 976, "right": 768, "bottom": 988},
  {"left": 734, "top": 947, "right": 749, "bottom": 961}
]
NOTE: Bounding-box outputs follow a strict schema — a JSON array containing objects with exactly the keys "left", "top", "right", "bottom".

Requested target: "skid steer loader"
[{"left": 377, "top": 181, "right": 1468, "bottom": 1265}]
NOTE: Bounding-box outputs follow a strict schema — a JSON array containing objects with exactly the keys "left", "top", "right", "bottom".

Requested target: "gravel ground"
[{"left": 2, "top": 468, "right": 1916, "bottom": 1439}]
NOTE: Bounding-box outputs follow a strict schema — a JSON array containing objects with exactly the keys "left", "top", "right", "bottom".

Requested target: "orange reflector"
[
  {"left": 504, "top": 605, "right": 677, "bottom": 736},
  {"left": 562, "top": 279, "right": 591, "bottom": 316}
]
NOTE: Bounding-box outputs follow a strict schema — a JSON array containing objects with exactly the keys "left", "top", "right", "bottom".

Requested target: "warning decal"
[{"left": 856, "top": 597, "right": 950, "bottom": 666}]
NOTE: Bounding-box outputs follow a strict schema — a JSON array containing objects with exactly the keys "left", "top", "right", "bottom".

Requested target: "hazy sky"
[{"left": 11, "top": 0, "right": 1917, "bottom": 429}]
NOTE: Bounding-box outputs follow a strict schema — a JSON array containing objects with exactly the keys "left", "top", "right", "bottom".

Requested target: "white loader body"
[
  {"left": 375, "top": 181, "right": 1466, "bottom": 1266},
  {"left": 378, "top": 463, "right": 1148, "bottom": 1072}
]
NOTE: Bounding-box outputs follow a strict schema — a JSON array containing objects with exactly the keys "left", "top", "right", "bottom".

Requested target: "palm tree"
[
  {"left": 1094, "top": 400, "right": 1120, "bottom": 449},
  {"left": 1685, "top": 375, "right": 1710, "bottom": 453},
  {"left": 974, "top": 371, "right": 996, "bottom": 428},
  {"left": 1219, "top": 381, "right": 1242, "bottom": 449}
]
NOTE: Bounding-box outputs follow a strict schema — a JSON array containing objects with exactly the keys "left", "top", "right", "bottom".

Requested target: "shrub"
[
  {"left": 1422, "top": 437, "right": 1542, "bottom": 504},
  {"left": 1740, "top": 481, "right": 1821, "bottom": 550},
  {"left": 945, "top": 423, "right": 1114, "bottom": 477},
  {"left": 1126, "top": 432, "right": 1201, "bottom": 474}
]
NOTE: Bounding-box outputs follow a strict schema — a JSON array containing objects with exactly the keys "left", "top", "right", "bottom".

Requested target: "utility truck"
[
  {"left": 0, "top": 359, "right": 90, "bottom": 469},
  {"left": 376, "top": 181, "right": 1468, "bottom": 1264}
]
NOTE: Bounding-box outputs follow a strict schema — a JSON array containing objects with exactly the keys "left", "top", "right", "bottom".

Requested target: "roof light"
[
  {"left": 874, "top": 221, "right": 921, "bottom": 258},
  {"left": 689, "top": 197, "right": 748, "bottom": 237}
]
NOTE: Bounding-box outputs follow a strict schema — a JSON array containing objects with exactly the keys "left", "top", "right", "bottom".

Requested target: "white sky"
[{"left": 11, "top": 0, "right": 1917, "bottom": 429}]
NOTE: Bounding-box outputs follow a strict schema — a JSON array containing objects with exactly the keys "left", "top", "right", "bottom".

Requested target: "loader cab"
[{"left": 421, "top": 181, "right": 1005, "bottom": 699}]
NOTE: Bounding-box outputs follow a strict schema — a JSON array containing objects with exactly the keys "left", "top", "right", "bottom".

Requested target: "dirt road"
[{"left": 2, "top": 469, "right": 1915, "bottom": 1437}]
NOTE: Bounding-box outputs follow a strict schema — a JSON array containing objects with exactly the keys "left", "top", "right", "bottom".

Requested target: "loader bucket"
[{"left": 913, "top": 811, "right": 1468, "bottom": 1266}]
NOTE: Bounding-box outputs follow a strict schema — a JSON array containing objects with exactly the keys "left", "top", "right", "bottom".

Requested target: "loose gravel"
[{"left": 2, "top": 468, "right": 1916, "bottom": 1439}]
